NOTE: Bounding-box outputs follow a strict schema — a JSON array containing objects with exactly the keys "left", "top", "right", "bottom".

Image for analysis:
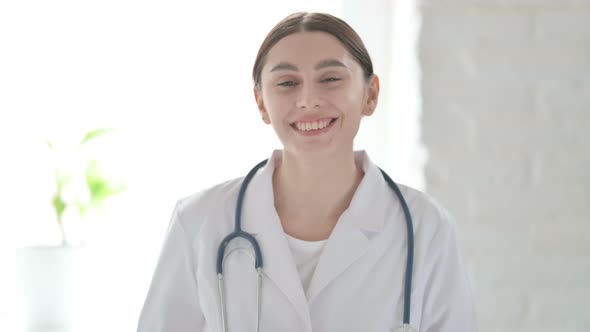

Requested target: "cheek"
[
  {"left": 261, "top": 90, "right": 287, "bottom": 118},
  {"left": 330, "top": 87, "right": 364, "bottom": 116}
]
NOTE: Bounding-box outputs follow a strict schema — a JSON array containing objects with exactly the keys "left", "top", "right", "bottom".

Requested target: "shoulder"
[
  {"left": 395, "top": 183, "right": 459, "bottom": 241},
  {"left": 173, "top": 177, "right": 244, "bottom": 235},
  {"left": 395, "top": 184, "right": 467, "bottom": 283}
]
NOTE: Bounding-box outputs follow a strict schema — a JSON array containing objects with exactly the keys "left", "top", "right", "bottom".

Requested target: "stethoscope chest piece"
[{"left": 392, "top": 324, "right": 418, "bottom": 332}]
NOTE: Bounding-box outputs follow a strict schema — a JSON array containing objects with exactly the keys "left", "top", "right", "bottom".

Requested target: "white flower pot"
[{"left": 15, "top": 245, "right": 86, "bottom": 331}]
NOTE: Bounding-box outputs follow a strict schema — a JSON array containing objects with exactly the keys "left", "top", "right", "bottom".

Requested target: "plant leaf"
[
  {"left": 85, "top": 160, "right": 125, "bottom": 204},
  {"left": 75, "top": 199, "right": 88, "bottom": 216},
  {"left": 46, "top": 140, "right": 55, "bottom": 151},
  {"left": 81, "top": 128, "right": 114, "bottom": 145},
  {"left": 52, "top": 193, "right": 66, "bottom": 221}
]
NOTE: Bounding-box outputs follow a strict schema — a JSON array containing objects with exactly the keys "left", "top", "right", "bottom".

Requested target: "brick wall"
[{"left": 418, "top": 1, "right": 590, "bottom": 331}]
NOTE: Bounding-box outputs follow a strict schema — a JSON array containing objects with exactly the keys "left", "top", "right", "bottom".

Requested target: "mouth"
[{"left": 290, "top": 117, "right": 338, "bottom": 133}]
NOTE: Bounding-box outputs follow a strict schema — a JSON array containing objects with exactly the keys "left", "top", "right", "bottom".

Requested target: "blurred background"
[{"left": 0, "top": 0, "right": 588, "bottom": 331}]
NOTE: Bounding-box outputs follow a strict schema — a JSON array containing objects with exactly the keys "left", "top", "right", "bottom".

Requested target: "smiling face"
[{"left": 254, "top": 31, "right": 379, "bottom": 157}]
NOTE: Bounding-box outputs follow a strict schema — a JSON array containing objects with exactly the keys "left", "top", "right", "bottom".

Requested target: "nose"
[{"left": 295, "top": 84, "right": 322, "bottom": 110}]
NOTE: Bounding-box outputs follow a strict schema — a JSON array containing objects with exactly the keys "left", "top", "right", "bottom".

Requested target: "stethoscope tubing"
[
  {"left": 217, "top": 159, "right": 268, "bottom": 274},
  {"left": 216, "top": 159, "right": 415, "bottom": 329},
  {"left": 379, "top": 168, "right": 414, "bottom": 324}
]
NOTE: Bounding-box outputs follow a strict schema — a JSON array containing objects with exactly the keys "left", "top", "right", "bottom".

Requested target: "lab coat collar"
[{"left": 240, "top": 149, "right": 392, "bottom": 327}]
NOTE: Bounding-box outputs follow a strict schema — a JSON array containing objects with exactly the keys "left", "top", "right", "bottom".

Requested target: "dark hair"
[{"left": 252, "top": 12, "right": 374, "bottom": 89}]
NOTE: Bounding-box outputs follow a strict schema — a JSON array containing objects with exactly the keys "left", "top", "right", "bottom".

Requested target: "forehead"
[{"left": 263, "top": 31, "right": 357, "bottom": 72}]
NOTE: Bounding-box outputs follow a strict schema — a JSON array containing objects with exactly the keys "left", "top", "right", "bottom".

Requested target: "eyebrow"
[{"left": 269, "top": 59, "right": 348, "bottom": 72}]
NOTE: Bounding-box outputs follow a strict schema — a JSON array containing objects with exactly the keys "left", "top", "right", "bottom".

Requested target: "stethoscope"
[{"left": 216, "top": 159, "right": 417, "bottom": 332}]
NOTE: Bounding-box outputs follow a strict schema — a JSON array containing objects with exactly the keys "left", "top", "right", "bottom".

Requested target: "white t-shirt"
[{"left": 284, "top": 233, "right": 328, "bottom": 296}]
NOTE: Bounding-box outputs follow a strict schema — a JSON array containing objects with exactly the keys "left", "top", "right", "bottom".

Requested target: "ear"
[
  {"left": 254, "top": 86, "right": 271, "bottom": 124},
  {"left": 361, "top": 75, "right": 380, "bottom": 117}
]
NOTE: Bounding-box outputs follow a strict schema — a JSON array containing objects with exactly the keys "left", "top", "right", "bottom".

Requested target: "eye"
[
  {"left": 322, "top": 77, "right": 341, "bottom": 83},
  {"left": 277, "top": 81, "right": 298, "bottom": 87}
]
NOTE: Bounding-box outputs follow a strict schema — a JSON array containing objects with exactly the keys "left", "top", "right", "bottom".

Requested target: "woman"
[{"left": 138, "top": 12, "right": 477, "bottom": 332}]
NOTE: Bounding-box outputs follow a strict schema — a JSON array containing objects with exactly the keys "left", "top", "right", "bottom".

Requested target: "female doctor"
[{"left": 138, "top": 12, "right": 477, "bottom": 332}]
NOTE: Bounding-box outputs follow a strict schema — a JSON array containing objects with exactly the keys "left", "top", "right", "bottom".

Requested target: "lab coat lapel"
[
  {"left": 306, "top": 151, "right": 389, "bottom": 303},
  {"left": 241, "top": 151, "right": 312, "bottom": 330},
  {"left": 305, "top": 210, "right": 370, "bottom": 303},
  {"left": 239, "top": 150, "right": 389, "bottom": 328}
]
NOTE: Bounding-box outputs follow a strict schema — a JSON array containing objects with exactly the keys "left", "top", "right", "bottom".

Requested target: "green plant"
[{"left": 47, "top": 128, "right": 125, "bottom": 245}]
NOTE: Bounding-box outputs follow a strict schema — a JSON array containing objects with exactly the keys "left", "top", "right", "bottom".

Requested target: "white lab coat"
[{"left": 138, "top": 150, "right": 478, "bottom": 332}]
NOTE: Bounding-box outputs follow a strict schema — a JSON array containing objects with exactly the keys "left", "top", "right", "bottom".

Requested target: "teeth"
[{"left": 295, "top": 119, "right": 333, "bottom": 131}]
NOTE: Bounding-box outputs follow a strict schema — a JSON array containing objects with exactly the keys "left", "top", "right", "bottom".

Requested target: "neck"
[{"left": 272, "top": 149, "right": 364, "bottom": 229}]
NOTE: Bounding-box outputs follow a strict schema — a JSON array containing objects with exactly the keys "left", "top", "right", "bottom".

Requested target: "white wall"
[{"left": 419, "top": 1, "right": 590, "bottom": 331}]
